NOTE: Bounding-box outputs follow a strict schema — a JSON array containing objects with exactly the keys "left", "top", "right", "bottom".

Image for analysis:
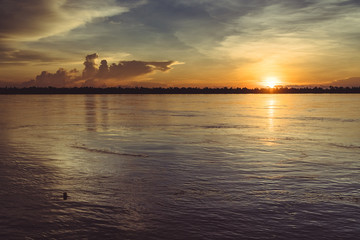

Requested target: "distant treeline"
[{"left": 1, "top": 86, "right": 360, "bottom": 94}]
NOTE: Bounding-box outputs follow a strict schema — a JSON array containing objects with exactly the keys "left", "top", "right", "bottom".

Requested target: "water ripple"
[{"left": 72, "top": 145, "right": 149, "bottom": 158}]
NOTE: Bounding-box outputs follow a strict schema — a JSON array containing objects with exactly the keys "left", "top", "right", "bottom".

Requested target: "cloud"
[
  {"left": 330, "top": 77, "right": 360, "bottom": 87},
  {"left": 21, "top": 68, "right": 80, "bottom": 88},
  {"left": 0, "top": 0, "right": 130, "bottom": 67},
  {"left": 211, "top": 0, "right": 360, "bottom": 84},
  {"left": 1, "top": 0, "right": 359, "bottom": 87},
  {"left": 21, "top": 53, "right": 177, "bottom": 87},
  {"left": 284, "top": 77, "right": 360, "bottom": 88},
  {"left": 82, "top": 53, "right": 176, "bottom": 80},
  {"left": 83, "top": 53, "right": 99, "bottom": 79},
  {"left": 0, "top": 0, "right": 128, "bottom": 41},
  {"left": 0, "top": 47, "right": 63, "bottom": 64},
  {"left": 106, "top": 60, "right": 175, "bottom": 79}
]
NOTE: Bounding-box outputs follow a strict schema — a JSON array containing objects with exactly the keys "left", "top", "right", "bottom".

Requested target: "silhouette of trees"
[{"left": 0, "top": 86, "right": 360, "bottom": 94}]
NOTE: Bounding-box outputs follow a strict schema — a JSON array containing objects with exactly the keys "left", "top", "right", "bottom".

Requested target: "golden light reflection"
[
  {"left": 265, "top": 97, "right": 277, "bottom": 147},
  {"left": 267, "top": 99, "right": 275, "bottom": 130}
]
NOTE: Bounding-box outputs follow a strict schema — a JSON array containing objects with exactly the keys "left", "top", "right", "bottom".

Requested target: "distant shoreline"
[{"left": 1, "top": 87, "right": 360, "bottom": 94}]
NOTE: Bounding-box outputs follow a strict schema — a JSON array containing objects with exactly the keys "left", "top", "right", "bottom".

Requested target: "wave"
[
  {"left": 328, "top": 143, "right": 360, "bottom": 149},
  {"left": 247, "top": 175, "right": 317, "bottom": 180},
  {"left": 302, "top": 116, "right": 360, "bottom": 123},
  {"left": 72, "top": 145, "right": 148, "bottom": 157},
  {"left": 249, "top": 189, "right": 360, "bottom": 205}
]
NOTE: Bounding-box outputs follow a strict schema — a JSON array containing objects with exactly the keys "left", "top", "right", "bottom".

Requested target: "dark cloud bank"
[{"left": 20, "top": 54, "right": 175, "bottom": 87}]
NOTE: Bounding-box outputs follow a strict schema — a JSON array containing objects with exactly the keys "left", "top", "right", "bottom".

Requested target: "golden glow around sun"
[{"left": 264, "top": 76, "right": 280, "bottom": 88}]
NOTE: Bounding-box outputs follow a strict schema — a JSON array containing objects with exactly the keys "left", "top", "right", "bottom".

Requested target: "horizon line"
[{"left": 1, "top": 86, "right": 360, "bottom": 94}]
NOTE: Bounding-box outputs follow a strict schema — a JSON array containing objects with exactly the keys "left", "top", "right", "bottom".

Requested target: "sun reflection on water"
[{"left": 267, "top": 98, "right": 276, "bottom": 131}]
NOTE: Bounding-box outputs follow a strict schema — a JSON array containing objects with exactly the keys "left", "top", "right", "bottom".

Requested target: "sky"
[{"left": 0, "top": 0, "right": 360, "bottom": 88}]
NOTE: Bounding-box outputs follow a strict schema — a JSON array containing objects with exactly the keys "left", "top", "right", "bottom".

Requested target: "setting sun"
[{"left": 264, "top": 76, "right": 280, "bottom": 88}]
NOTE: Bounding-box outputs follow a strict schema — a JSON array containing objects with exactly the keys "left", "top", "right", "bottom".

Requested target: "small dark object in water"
[{"left": 63, "top": 192, "right": 68, "bottom": 200}]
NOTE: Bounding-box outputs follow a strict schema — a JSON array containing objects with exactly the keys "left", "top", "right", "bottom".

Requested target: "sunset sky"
[{"left": 1, "top": 0, "right": 360, "bottom": 88}]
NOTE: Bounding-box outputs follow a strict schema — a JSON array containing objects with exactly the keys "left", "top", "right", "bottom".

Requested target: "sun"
[{"left": 264, "top": 76, "right": 280, "bottom": 88}]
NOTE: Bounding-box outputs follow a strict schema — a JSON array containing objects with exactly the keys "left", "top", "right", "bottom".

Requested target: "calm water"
[{"left": 0, "top": 94, "right": 359, "bottom": 239}]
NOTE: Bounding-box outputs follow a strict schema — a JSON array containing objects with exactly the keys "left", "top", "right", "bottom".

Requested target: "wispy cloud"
[{"left": 0, "top": 0, "right": 128, "bottom": 41}]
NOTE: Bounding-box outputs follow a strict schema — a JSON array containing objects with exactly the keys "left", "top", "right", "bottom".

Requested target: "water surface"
[{"left": 0, "top": 94, "right": 359, "bottom": 239}]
